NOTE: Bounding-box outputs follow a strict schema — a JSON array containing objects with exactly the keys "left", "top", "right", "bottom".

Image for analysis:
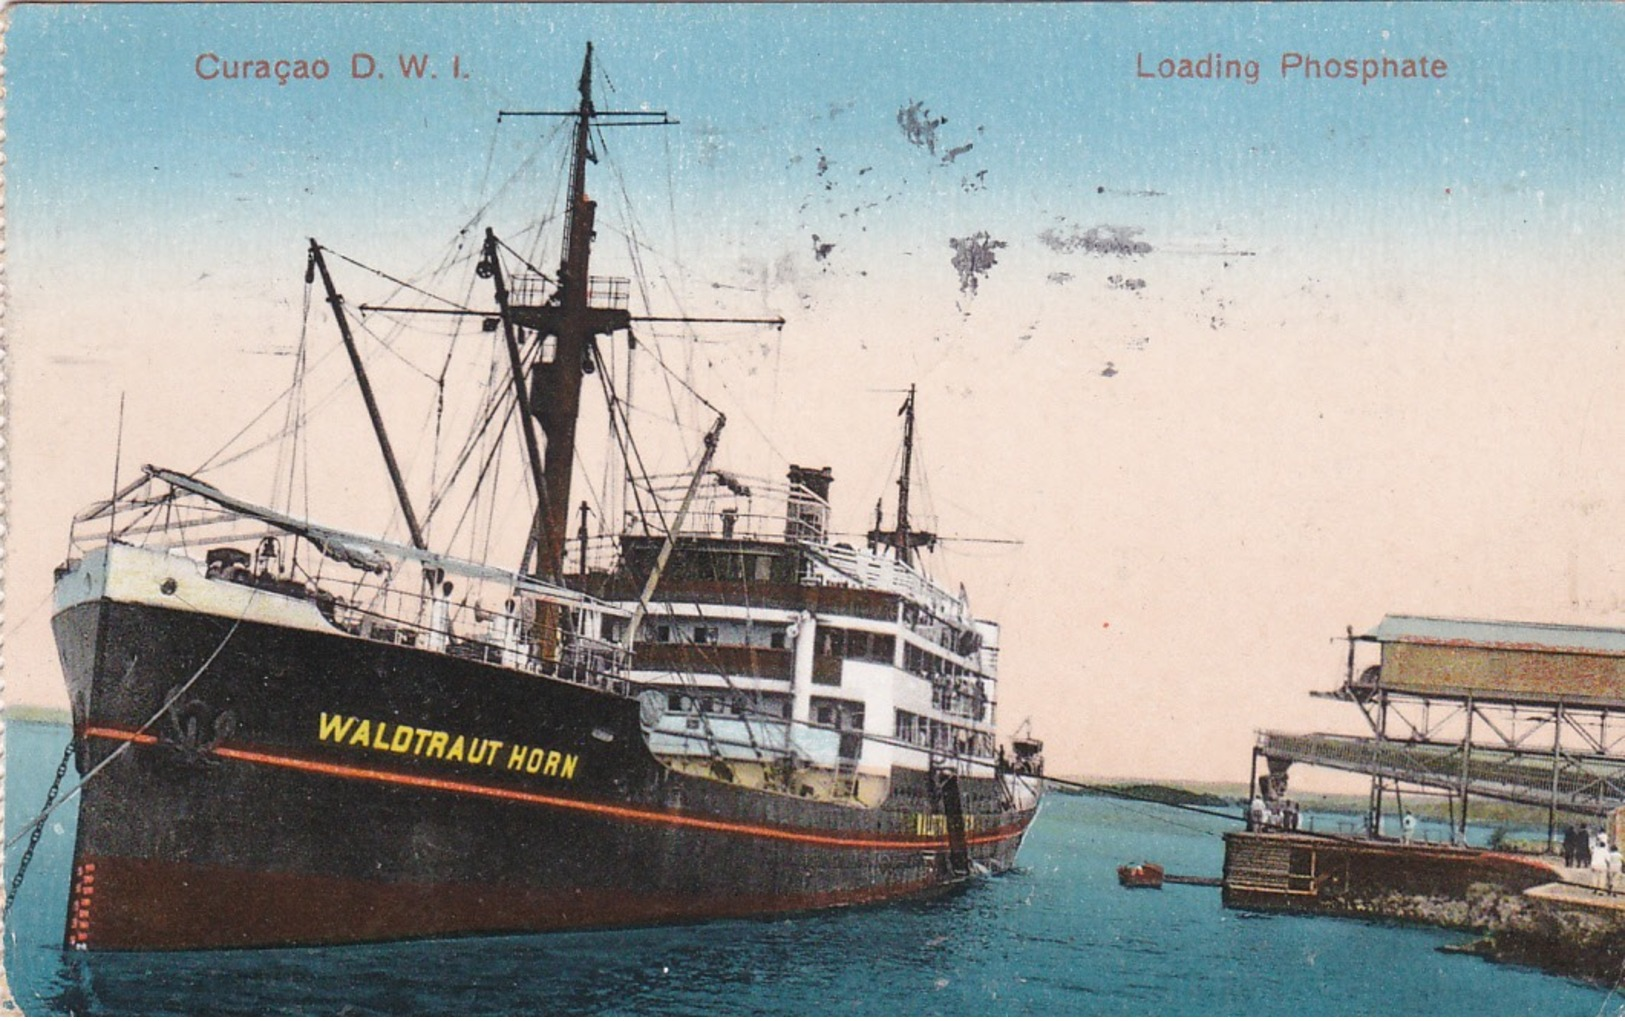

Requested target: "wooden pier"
[
  {"left": 1228, "top": 613, "right": 1625, "bottom": 982},
  {"left": 1222, "top": 830, "right": 1561, "bottom": 918}
]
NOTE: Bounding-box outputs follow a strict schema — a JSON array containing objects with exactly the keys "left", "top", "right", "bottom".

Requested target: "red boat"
[{"left": 1118, "top": 862, "right": 1165, "bottom": 889}]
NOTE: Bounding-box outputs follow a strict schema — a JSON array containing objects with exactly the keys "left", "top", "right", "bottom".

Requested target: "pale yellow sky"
[
  {"left": 8, "top": 3, "right": 1625, "bottom": 786},
  {"left": 11, "top": 229, "right": 1625, "bottom": 785}
]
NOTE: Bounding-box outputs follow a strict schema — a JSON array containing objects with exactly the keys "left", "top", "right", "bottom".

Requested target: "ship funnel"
[{"left": 785, "top": 464, "right": 833, "bottom": 543}]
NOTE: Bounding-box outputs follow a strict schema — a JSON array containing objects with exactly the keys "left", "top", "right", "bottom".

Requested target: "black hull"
[{"left": 55, "top": 598, "right": 1035, "bottom": 950}]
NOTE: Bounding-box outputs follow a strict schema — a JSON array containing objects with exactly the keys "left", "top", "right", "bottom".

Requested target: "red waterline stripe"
[{"left": 82, "top": 725, "right": 1026, "bottom": 851}]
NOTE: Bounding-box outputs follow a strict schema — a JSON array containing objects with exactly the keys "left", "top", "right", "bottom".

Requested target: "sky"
[{"left": 6, "top": 3, "right": 1625, "bottom": 785}]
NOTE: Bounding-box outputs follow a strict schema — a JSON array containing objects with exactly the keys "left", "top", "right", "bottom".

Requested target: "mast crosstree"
[
  {"left": 490, "top": 43, "right": 633, "bottom": 582},
  {"left": 343, "top": 44, "right": 782, "bottom": 583},
  {"left": 868, "top": 383, "right": 937, "bottom": 567},
  {"left": 483, "top": 44, "right": 777, "bottom": 581}
]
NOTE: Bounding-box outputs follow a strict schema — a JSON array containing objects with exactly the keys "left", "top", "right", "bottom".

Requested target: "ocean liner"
[{"left": 50, "top": 45, "right": 1043, "bottom": 951}]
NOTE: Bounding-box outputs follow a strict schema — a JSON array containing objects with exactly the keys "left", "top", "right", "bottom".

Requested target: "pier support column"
[
  {"left": 1549, "top": 703, "right": 1564, "bottom": 853},
  {"left": 1458, "top": 695, "right": 1473, "bottom": 845}
]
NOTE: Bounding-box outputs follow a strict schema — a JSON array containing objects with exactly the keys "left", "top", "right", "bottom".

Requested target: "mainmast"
[
  {"left": 489, "top": 43, "right": 632, "bottom": 581},
  {"left": 532, "top": 43, "right": 600, "bottom": 582},
  {"left": 473, "top": 44, "right": 772, "bottom": 583},
  {"left": 868, "top": 384, "right": 936, "bottom": 567},
  {"left": 330, "top": 46, "right": 784, "bottom": 587}
]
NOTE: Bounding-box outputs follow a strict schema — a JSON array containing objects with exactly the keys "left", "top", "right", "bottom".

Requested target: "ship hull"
[{"left": 54, "top": 591, "right": 1036, "bottom": 951}]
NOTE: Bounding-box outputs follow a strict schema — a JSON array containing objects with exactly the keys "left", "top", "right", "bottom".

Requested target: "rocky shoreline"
[
  {"left": 1223, "top": 832, "right": 1625, "bottom": 986},
  {"left": 1455, "top": 887, "right": 1625, "bottom": 986},
  {"left": 1380, "top": 882, "right": 1625, "bottom": 986}
]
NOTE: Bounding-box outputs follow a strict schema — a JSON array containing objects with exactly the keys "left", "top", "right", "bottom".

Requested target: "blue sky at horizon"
[{"left": 9, "top": 4, "right": 1622, "bottom": 275}]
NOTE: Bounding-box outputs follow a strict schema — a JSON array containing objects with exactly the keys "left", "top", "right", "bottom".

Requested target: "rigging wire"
[
  {"left": 597, "top": 125, "right": 697, "bottom": 465},
  {"left": 1083, "top": 790, "right": 1233, "bottom": 839},
  {"left": 196, "top": 233, "right": 475, "bottom": 482},
  {"left": 440, "top": 396, "right": 521, "bottom": 563},
  {"left": 0, "top": 589, "right": 54, "bottom": 643},
  {"left": 519, "top": 117, "right": 573, "bottom": 273},
  {"left": 348, "top": 304, "right": 444, "bottom": 385},
  {"left": 585, "top": 79, "right": 796, "bottom": 486},
  {"left": 424, "top": 385, "right": 518, "bottom": 525},
  {"left": 478, "top": 422, "right": 506, "bottom": 569},
  {"left": 1043, "top": 775, "right": 1245, "bottom": 830},
  {"left": 204, "top": 366, "right": 362, "bottom": 474},
  {"left": 2, "top": 588, "right": 259, "bottom": 853},
  {"left": 460, "top": 116, "right": 570, "bottom": 268},
  {"left": 198, "top": 286, "right": 449, "bottom": 482},
  {"left": 591, "top": 336, "right": 669, "bottom": 535},
  {"left": 427, "top": 330, "right": 512, "bottom": 526},
  {"left": 426, "top": 258, "right": 478, "bottom": 503},
  {"left": 205, "top": 295, "right": 448, "bottom": 478},
  {"left": 271, "top": 274, "right": 315, "bottom": 516},
  {"left": 661, "top": 111, "right": 688, "bottom": 312},
  {"left": 192, "top": 330, "right": 351, "bottom": 476},
  {"left": 864, "top": 441, "right": 906, "bottom": 543},
  {"left": 298, "top": 302, "right": 314, "bottom": 526},
  {"left": 599, "top": 310, "right": 620, "bottom": 535},
  {"left": 494, "top": 236, "right": 557, "bottom": 290},
  {"left": 632, "top": 329, "right": 726, "bottom": 420},
  {"left": 326, "top": 246, "right": 478, "bottom": 314}
]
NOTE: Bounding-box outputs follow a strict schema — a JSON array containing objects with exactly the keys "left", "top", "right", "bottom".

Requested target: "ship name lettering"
[
  {"left": 317, "top": 712, "right": 575, "bottom": 779},
  {"left": 319, "top": 712, "right": 357, "bottom": 743},
  {"left": 507, "top": 744, "right": 578, "bottom": 778}
]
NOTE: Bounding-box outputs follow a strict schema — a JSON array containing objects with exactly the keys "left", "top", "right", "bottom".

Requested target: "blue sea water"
[{"left": 1, "top": 718, "right": 1614, "bottom": 1015}]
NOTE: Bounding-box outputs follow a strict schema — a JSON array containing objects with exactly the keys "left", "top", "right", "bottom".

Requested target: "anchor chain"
[{"left": 4, "top": 740, "right": 76, "bottom": 920}]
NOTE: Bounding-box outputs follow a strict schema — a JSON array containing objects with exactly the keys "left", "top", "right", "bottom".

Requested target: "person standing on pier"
[
  {"left": 1578, "top": 824, "right": 1593, "bottom": 868},
  {"left": 1401, "top": 812, "right": 1416, "bottom": 845},
  {"left": 1563, "top": 824, "right": 1578, "bottom": 867}
]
